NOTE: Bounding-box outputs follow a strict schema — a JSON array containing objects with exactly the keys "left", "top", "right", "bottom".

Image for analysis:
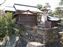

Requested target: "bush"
[{"left": 0, "top": 12, "right": 20, "bottom": 39}]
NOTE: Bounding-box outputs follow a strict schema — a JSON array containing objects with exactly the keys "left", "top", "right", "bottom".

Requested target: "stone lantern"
[{"left": 41, "top": 8, "right": 49, "bottom": 28}]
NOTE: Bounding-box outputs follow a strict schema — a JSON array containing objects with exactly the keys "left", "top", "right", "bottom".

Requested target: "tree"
[
  {"left": 44, "top": 3, "right": 51, "bottom": 9},
  {"left": 53, "top": 0, "right": 63, "bottom": 17},
  {"left": 59, "top": 0, "right": 63, "bottom": 5},
  {"left": 48, "top": 10, "right": 53, "bottom": 16},
  {"left": 37, "top": 4, "right": 42, "bottom": 10},
  {"left": 54, "top": 7, "right": 63, "bottom": 17},
  {"left": 44, "top": 3, "right": 54, "bottom": 16}
]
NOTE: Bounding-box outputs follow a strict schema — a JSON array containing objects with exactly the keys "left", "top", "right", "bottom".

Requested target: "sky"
[{"left": 0, "top": 0, "right": 61, "bottom": 11}]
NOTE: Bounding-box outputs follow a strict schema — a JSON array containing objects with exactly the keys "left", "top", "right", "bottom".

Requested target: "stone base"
[{"left": 26, "top": 42, "right": 45, "bottom": 47}]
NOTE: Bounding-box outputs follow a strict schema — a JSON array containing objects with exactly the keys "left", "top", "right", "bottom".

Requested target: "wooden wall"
[{"left": 16, "top": 14, "right": 37, "bottom": 26}]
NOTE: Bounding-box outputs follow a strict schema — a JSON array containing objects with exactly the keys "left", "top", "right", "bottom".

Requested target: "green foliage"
[
  {"left": 37, "top": 4, "right": 42, "bottom": 10},
  {"left": 5, "top": 12, "right": 16, "bottom": 35},
  {"left": 0, "top": 12, "right": 20, "bottom": 38},
  {"left": 48, "top": 10, "right": 54, "bottom": 16},
  {"left": 54, "top": 0, "right": 63, "bottom": 17},
  {"left": 54, "top": 7, "right": 63, "bottom": 17},
  {"left": 0, "top": 15, "right": 7, "bottom": 38},
  {"left": 46, "top": 28, "right": 61, "bottom": 47},
  {"left": 59, "top": 0, "right": 63, "bottom": 5}
]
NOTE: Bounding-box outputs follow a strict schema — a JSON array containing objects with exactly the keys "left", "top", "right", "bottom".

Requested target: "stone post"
[
  {"left": 41, "top": 9, "right": 49, "bottom": 28},
  {"left": 26, "top": 42, "right": 45, "bottom": 47}
]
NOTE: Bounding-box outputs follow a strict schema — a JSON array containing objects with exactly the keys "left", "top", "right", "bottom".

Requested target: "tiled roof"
[
  {"left": 14, "top": 4, "right": 41, "bottom": 12},
  {"left": 4, "top": 6, "right": 15, "bottom": 11}
]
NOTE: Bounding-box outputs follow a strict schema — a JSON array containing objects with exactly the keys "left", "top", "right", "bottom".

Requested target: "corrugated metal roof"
[
  {"left": 14, "top": 4, "right": 41, "bottom": 13},
  {"left": 48, "top": 16, "right": 60, "bottom": 21}
]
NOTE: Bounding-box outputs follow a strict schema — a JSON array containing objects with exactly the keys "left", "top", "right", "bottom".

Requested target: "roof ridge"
[{"left": 14, "top": 3, "right": 37, "bottom": 8}]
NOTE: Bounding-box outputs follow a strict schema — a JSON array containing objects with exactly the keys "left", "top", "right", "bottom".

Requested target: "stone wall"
[{"left": 15, "top": 25, "right": 60, "bottom": 47}]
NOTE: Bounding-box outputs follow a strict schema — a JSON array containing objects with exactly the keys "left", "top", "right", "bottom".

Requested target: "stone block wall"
[{"left": 15, "top": 25, "right": 60, "bottom": 47}]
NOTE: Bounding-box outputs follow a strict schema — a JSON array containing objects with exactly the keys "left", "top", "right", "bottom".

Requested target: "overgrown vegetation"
[{"left": 0, "top": 12, "right": 20, "bottom": 41}]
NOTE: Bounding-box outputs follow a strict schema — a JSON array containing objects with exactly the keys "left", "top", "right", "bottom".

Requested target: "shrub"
[{"left": 0, "top": 12, "right": 20, "bottom": 39}]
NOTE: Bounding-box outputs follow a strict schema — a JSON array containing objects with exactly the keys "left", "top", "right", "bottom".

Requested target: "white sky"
[{"left": 0, "top": 0, "right": 61, "bottom": 11}]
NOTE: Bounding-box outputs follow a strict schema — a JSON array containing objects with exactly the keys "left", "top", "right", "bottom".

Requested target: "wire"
[{"left": 0, "top": 0, "right": 6, "bottom": 5}]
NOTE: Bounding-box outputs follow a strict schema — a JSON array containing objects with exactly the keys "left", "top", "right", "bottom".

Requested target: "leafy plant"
[
  {"left": 0, "top": 12, "right": 19, "bottom": 38},
  {"left": 5, "top": 12, "right": 16, "bottom": 35},
  {"left": 0, "top": 11, "right": 26, "bottom": 41},
  {"left": 0, "top": 15, "right": 7, "bottom": 38}
]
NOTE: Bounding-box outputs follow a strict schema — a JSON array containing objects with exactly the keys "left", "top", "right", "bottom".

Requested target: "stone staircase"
[
  {"left": 5, "top": 35, "right": 17, "bottom": 47},
  {"left": 15, "top": 23, "right": 49, "bottom": 47},
  {"left": 4, "top": 23, "right": 61, "bottom": 47}
]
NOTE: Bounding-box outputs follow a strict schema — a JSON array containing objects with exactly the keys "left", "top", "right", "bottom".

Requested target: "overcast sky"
[{"left": 0, "top": 0, "right": 61, "bottom": 11}]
